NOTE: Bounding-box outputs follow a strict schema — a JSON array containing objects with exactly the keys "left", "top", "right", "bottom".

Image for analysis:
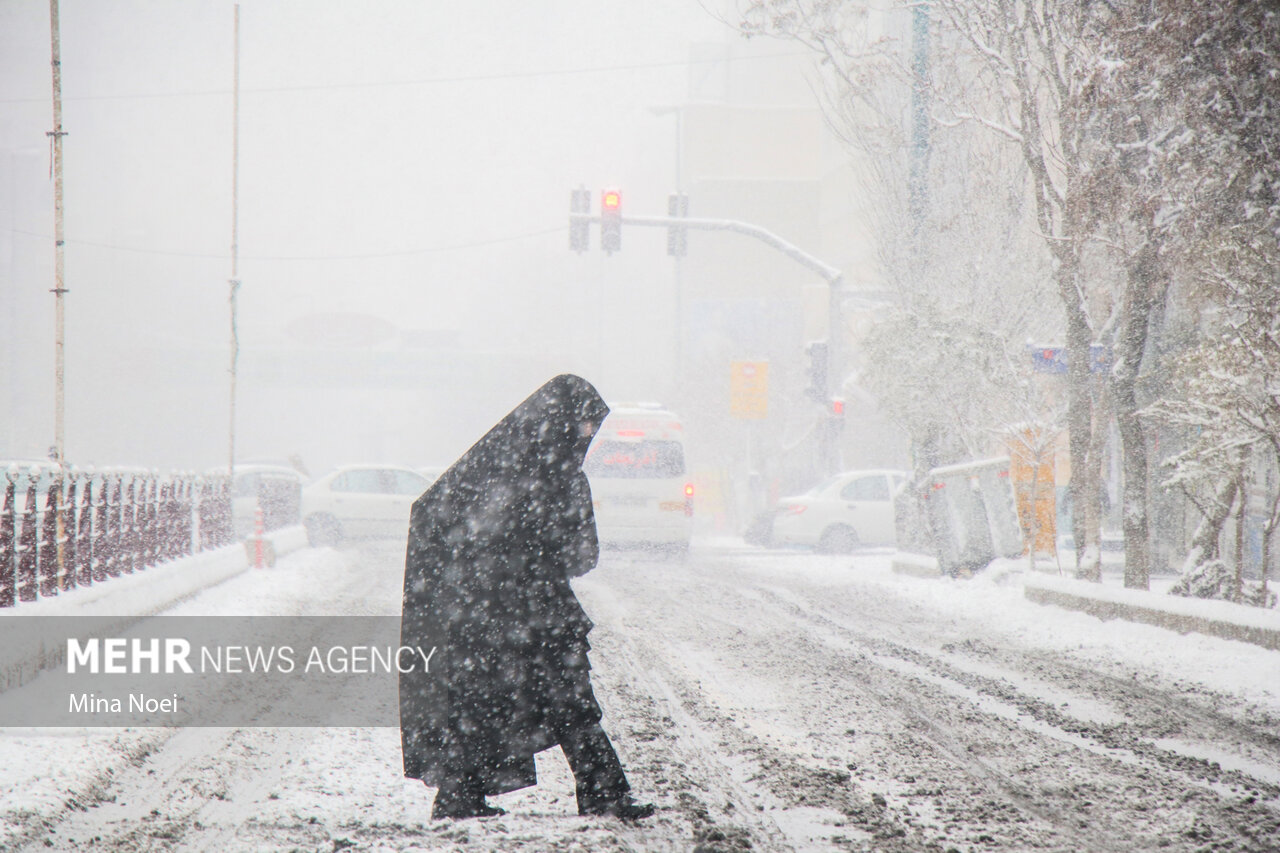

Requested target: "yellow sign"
[
  {"left": 1009, "top": 426, "right": 1057, "bottom": 557},
  {"left": 730, "top": 361, "right": 769, "bottom": 419}
]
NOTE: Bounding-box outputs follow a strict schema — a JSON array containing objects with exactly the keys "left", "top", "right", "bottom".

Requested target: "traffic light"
[
  {"left": 569, "top": 187, "right": 590, "bottom": 253},
  {"left": 601, "top": 188, "right": 621, "bottom": 254},
  {"left": 667, "top": 192, "right": 688, "bottom": 257},
  {"left": 804, "top": 341, "right": 828, "bottom": 402}
]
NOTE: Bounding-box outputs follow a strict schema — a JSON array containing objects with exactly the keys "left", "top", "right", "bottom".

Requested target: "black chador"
[{"left": 400, "top": 374, "right": 654, "bottom": 820}]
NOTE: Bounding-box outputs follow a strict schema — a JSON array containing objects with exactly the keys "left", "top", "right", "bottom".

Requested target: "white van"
[{"left": 585, "top": 404, "right": 693, "bottom": 555}]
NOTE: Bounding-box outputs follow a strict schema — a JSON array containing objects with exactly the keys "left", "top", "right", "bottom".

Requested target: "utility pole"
[
  {"left": 49, "top": 0, "right": 67, "bottom": 461},
  {"left": 671, "top": 108, "right": 685, "bottom": 398},
  {"left": 228, "top": 4, "right": 240, "bottom": 481},
  {"left": 48, "top": 0, "right": 68, "bottom": 575}
]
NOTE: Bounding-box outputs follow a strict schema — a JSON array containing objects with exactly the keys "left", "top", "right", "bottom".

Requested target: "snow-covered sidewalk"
[
  {"left": 0, "top": 541, "right": 398, "bottom": 851},
  {"left": 1024, "top": 570, "right": 1280, "bottom": 651},
  {"left": 0, "top": 526, "right": 309, "bottom": 694},
  {"left": 892, "top": 550, "right": 1280, "bottom": 653}
]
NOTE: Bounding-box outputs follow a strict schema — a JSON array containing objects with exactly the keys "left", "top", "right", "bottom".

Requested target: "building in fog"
[{"left": 667, "top": 37, "right": 907, "bottom": 531}]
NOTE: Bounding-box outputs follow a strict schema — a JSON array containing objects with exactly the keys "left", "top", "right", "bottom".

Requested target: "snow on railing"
[{"left": 0, "top": 466, "right": 234, "bottom": 608}]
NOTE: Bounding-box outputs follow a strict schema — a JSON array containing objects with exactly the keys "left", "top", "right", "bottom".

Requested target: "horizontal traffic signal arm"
[{"left": 565, "top": 211, "right": 842, "bottom": 284}]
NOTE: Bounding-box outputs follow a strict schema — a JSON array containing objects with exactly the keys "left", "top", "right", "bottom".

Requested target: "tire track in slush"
[
  {"left": 748, "top": 561, "right": 1280, "bottom": 770},
  {"left": 582, "top": 554, "right": 1280, "bottom": 851},
  {"left": 717, "top": 567, "right": 1280, "bottom": 848},
  {"left": 746, "top": 574, "right": 1280, "bottom": 800},
  {"left": 585, "top": 564, "right": 959, "bottom": 851},
  {"left": 590, "top": 570, "right": 1106, "bottom": 850},
  {"left": 725, "top": 581, "right": 1124, "bottom": 851}
]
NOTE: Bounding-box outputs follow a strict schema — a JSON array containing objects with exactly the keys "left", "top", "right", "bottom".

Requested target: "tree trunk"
[
  {"left": 916, "top": 426, "right": 950, "bottom": 569},
  {"left": 1058, "top": 259, "right": 1095, "bottom": 578},
  {"left": 1027, "top": 460, "right": 1041, "bottom": 574},
  {"left": 1079, "top": 379, "right": 1111, "bottom": 581},
  {"left": 1263, "top": 509, "right": 1274, "bottom": 604},
  {"left": 1262, "top": 466, "right": 1279, "bottom": 603},
  {"left": 1182, "top": 475, "right": 1238, "bottom": 572},
  {"left": 1233, "top": 473, "right": 1246, "bottom": 603},
  {"left": 1113, "top": 241, "right": 1164, "bottom": 590}
]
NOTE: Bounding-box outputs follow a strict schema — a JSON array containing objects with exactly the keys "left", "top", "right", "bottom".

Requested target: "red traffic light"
[
  {"left": 602, "top": 190, "right": 621, "bottom": 210},
  {"left": 831, "top": 398, "right": 845, "bottom": 416}
]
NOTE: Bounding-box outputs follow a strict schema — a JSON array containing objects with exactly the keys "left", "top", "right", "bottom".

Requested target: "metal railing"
[{"left": 0, "top": 467, "right": 234, "bottom": 608}]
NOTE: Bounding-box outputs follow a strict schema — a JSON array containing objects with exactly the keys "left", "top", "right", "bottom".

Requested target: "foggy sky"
[{"left": 1, "top": 1, "right": 816, "bottom": 474}]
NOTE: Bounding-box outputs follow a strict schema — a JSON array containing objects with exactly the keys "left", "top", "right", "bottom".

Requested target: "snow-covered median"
[
  {"left": 0, "top": 526, "right": 308, "bottom": 693},
  {"left": 892, "top": 549, "right": 1280, "bottom": 652},
  {"left": 1024, "top": 571, "right": 1280, "bottom": 651}
]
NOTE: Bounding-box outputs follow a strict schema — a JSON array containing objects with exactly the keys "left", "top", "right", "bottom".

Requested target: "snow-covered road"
[{"left": 3, "top": 541, "right": 1279, "bottom": 851}]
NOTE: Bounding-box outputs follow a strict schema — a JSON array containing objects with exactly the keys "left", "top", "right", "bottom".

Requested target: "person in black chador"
[{"left": 400, "top": 374, "right": 655, "bottom": 821}]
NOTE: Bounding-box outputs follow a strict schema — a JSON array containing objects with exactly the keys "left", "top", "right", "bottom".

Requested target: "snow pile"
[{"left": 1169, "top": 559, "right": 1276, "bottom": 609}]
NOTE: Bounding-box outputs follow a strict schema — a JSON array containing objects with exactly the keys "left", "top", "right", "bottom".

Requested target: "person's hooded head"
[{"left": 407, "top": 374, "right": 610, "bottom": 590}]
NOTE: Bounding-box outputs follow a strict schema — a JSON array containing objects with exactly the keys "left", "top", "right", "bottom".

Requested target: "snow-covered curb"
[
  {"left": 1024, "top": 573, "right": 1280, "bottom": 651},
  {"left": 0, "top": 525, "right": 309, "bottom": 692},
  {"left": 891, "top": 550, "right": 1280, "bottom": 651}
]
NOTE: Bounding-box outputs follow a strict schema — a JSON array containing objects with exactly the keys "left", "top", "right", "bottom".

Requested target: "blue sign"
[{"left": 1028, "top": 345, "right": 1111, "bottom": 375}]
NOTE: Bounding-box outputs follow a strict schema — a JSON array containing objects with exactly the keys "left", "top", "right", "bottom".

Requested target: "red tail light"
[{"left": 782, "top": 504, "right": 807, "bottom": 515}]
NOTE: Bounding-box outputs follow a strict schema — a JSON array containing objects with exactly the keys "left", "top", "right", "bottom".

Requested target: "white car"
[
  {"left": 768, "top": 469, "right": 908, "bottom": 553},
  {"left": 301, "top": 465, "right": 432, "bottom": 546}
]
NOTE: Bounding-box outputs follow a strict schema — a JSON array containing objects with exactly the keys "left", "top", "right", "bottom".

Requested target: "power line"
[
  {"left": 5, "top": 224, "right": 566, "bottom": 260},
  {"left": 0, "top": 51, "right": 807, "bottom": 105}
]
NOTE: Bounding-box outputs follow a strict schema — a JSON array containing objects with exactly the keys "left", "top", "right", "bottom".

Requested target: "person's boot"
[
  {"left": 562, "top": 724, "right": 654, "bottom": 820},
  {"left": 578, "top": 793, "right": 656, "bottom": 821},
  {"left": 431, "top": 780, "right": 505, "bottom": 820}
]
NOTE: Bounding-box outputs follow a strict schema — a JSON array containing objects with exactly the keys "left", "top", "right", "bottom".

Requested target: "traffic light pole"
[{"left": 570, "top": 211, "right": 846, "bottom": 402}]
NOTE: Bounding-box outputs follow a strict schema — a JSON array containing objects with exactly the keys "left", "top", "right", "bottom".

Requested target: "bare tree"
[
  {"left": 741, "top": 1, "right": 1061, "bottom": 564},
  {"left": 741, "top": 0, "right": 1278, "bottom": 593},
  {"left": 1138, "top": 0, "right": 1280, "bottom": 601}
]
